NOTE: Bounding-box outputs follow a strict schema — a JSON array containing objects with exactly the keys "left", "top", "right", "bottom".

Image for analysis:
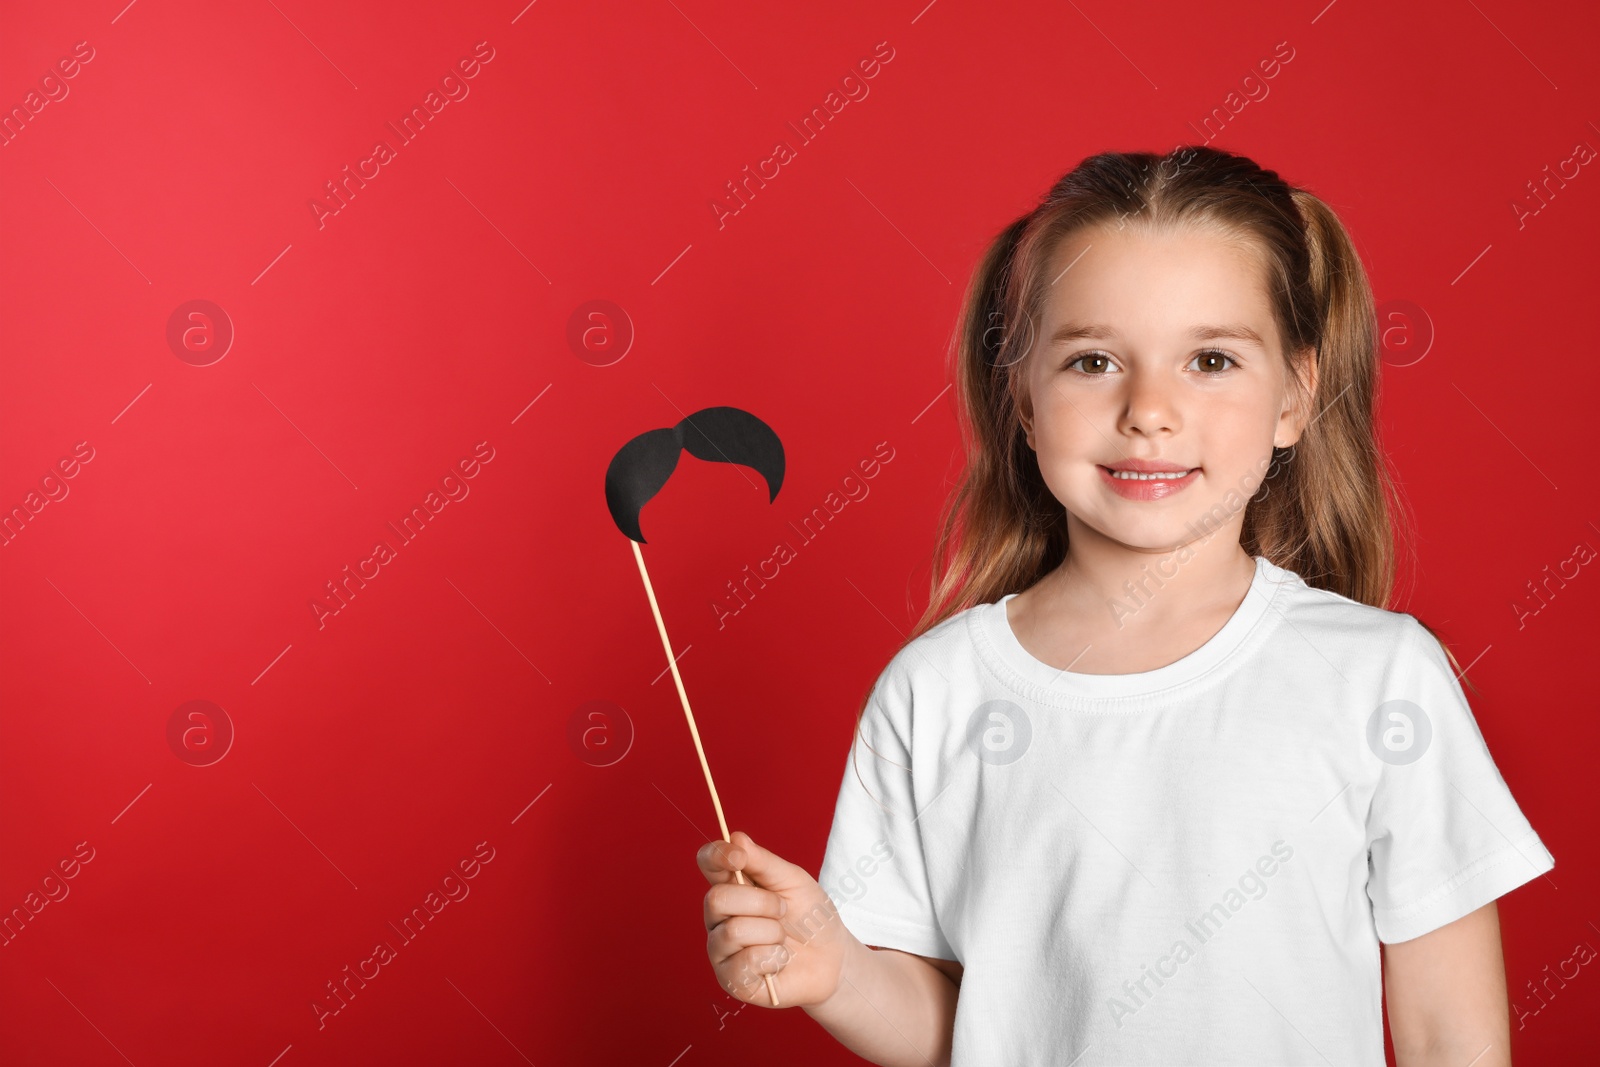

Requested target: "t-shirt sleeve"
[
  {"left": 816, "top": 665, "right": 956, "bottom": 961},
  {"left": 1364, "top": 616, "right": 1555, "bottom": 944}
]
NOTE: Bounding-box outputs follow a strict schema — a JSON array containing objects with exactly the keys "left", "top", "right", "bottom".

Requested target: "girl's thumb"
[{"left": 727, "top": 830, "right": 793, "bottom": 886}]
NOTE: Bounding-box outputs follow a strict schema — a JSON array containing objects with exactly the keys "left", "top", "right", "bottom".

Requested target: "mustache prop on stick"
[{"left": 605, "top": 405, "right": 786, "bottom": 1006}]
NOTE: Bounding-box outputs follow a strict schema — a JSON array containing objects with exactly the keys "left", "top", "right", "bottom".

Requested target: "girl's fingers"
[
  {"left": 706, "top": 915, "right": 788, "bottom": 966},
  {"left": 716, "top": 943, "right": 790, "bottom": 1002},
  {"left": 704, "top": 882, "right": 787, "bottom": 931}
]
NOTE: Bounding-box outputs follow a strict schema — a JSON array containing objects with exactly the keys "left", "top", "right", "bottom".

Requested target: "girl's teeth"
[{"left": 1111, "top": 469, "right": 1191, "bottom": 480}]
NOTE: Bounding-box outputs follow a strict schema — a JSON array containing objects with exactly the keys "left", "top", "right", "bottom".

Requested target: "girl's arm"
[
  {"left": 1383, "top": 902, "right": 1511, "bottom": 1066},
  {"left": 802, "top": 941, "right": 960, "bottom": 1067}
]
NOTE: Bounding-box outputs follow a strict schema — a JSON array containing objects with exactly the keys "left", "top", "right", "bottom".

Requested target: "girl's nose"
[{"left": 1118, "top": 372, "right": 1181, "bottom": 437}]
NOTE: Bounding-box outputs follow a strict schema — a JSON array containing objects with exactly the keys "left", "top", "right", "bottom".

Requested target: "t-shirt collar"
[{"left": 971, "top": 554, "right": 1287, "bottom": 704}]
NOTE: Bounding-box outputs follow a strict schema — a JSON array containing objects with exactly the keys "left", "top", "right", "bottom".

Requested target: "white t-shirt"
[{"left": 817, "top": 555, "right": 1554, "bottom": 1065}]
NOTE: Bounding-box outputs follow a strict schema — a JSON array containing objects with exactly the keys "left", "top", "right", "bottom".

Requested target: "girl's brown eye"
[
  {"left": 1192, "top": 349, "right": 1238, "bottom": 374},
  {"left": 1069, "top": 354, "right": 1112, "bottom": 374}
]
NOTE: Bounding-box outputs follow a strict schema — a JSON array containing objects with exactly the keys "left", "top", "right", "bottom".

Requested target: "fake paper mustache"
[{"left": 605, "top": 405, "right": 785, "bottom": 543}]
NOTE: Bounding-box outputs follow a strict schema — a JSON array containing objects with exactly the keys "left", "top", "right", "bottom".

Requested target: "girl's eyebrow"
[
  {"left": 1047, "top": 322, "right": 1267, "bottom": 347},
  {"left": 1047, "top": 322, "right": 1118, "bottom": 345},
  {"left": 1191, "top": 323, "right": 1266, "bottom": 347}
]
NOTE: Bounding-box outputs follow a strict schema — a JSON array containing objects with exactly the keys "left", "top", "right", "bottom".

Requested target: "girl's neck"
[
  {"left": 1048, "top": 539, "right": 1256, "bottom": 620},
  {"left": 1008, "top": 539, "right": 1257, "bottom": 675}
]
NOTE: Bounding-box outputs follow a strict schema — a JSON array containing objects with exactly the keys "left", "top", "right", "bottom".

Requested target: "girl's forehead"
[
  {"left": 1046, "top": 220, "right": 1267, "bottom": 281},
  {"left": 1040, "top": 223, "right": 1278, "bottom": 333}
]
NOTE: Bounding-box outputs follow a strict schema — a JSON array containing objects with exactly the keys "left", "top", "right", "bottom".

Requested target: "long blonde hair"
[{"left": 865, "top": 147, "right": 1474, "bottom": 715}]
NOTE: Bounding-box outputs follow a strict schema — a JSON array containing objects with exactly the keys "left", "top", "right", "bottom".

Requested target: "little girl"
[{"left": 697, "top": 145, "right": 1555, "bottom": 1066}]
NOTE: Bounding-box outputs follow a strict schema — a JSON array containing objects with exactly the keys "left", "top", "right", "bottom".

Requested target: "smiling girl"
[{"left": 697, "top": 146, "right": 1555, "bottom": 1066}]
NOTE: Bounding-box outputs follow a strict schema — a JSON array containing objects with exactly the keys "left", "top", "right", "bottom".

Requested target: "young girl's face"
[{"left": 1020, "top": 221, "right": 1314, "bottom": 554}]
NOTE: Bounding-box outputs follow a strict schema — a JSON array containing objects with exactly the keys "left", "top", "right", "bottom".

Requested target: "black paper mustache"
[{"left": 605, "top": 405, "right": 785, "bottom": 543}]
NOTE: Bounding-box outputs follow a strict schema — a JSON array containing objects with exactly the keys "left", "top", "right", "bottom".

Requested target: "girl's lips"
[{"left": 1097, "top": 464, "right": 1199, "bottom": 501}]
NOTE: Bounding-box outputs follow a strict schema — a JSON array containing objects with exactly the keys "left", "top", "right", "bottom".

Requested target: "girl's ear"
[
  {"left": 1018, "top": 388, "right": 1037, "bottom": 451},
  {"left": 1275, "top": 346, "right": 1320, "bottom": 448}
]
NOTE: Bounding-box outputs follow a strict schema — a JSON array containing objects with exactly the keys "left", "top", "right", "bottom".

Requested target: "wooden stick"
[{"left": 630, "top": 538, "right": 782, "bottom": 1008}]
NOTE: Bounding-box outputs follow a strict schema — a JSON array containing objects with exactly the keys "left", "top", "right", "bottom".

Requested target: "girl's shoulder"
[
  {"left": 1264, "top": 558, "right": 1415, "bottom": 635},
  {"left": 864, "top": 597, "right": 997, "bottom": 699},
  {"left": 1258, "top": 558, "right": 1448, "bottom": 674}
]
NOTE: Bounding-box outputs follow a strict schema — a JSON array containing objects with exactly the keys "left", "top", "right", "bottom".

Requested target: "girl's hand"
[{"left": 698, "top": 830, "right": 852, "bottom": 1009}]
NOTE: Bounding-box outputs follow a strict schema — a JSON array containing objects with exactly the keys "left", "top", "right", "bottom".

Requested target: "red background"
[{"left": 2, "top": 0, "right": 1595, "bottom": 1064}]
